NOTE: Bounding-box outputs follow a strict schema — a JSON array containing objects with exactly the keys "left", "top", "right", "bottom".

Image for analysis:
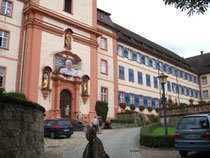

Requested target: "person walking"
[
  {"left": 83, "top": 127, "right": 109, "bottom": 158},
  {"left": 83, "top": 116, "right": 88, "bottom": 133},
  {"left": 91, "top": 116, "right": 99, "bottom": 133},
  {"left": 98, "top": 116, "right": 103, "bottom": 134}
]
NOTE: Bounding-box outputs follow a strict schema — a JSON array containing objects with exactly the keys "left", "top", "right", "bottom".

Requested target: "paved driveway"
[{"left": 64, "top": 127, "right": 141, "bottom": 158}]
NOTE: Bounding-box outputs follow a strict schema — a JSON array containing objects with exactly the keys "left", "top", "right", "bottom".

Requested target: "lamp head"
[{"left": 157, "top": 73, "right": 168, "bottom": 84}]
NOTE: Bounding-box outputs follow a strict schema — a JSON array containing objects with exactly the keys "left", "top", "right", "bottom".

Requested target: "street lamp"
[{"left": 158, "top": 73, "right": 168, "bottom": 135}]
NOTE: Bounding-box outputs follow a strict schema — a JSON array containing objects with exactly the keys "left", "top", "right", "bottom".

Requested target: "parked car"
[
  {"left": 44, "top": 119, "right": 74, "bottom": 139},
  {"left": 175, "top": 113, "right": 210, "bottom": 157}
]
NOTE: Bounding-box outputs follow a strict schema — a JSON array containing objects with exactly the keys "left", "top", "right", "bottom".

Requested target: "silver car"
[{"left": 175, "top": 113, "right": 210, "bottom": 157}]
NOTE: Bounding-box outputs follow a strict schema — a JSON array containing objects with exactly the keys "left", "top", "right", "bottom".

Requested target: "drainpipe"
[{"left": 176, "top": 68, "right": 180, "bottom": 105}]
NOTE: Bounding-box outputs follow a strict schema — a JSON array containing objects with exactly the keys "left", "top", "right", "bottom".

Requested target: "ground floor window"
[
  {"left": 155, "top": 99, "right": 159, "bottom": 108},
  {"left": 148, "top": 97, "right": 151, "bottom": 107},
  {"left": 139, "top": 96, "right": 143, "bottom": 106},
  {"left": 130, "top": 94, "right": 134, "bottom": 104},
  {"left": 120, "top": 92, "right": 125, "bottom": 103},
  {"left": 0, "top": 68, "right": 5, "bottom": 88}
]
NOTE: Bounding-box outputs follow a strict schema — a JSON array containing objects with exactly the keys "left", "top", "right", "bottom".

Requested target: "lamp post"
[{"left": 158, "top": 73, "right": 168, "bottom": 135}]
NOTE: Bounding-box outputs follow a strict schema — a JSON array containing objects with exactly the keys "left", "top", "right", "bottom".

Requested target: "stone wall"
[
  {"left": 0, "top": 98, "right": 45, "bottom": 158},
  {"left": 110, "top": 123, "right": 137, "bottom": 129}
]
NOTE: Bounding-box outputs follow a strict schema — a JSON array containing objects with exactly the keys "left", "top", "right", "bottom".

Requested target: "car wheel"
[
  {"left": 66, "top": 134, "right": 71, "bottom": 138},
  {"left": 179, "top": 151, "right": 188, "bottom": 157},
  {"left": 50, "top": 132, "right": 55, "bottom": 139}
]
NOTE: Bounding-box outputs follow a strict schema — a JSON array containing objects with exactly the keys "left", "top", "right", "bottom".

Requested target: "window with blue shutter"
[
  {"left": 144, "top": 96, "right": 148, "bottom": 108},
  {"left": 133, "top": 51, "right": 137, "bottom": 61},
  {"left": 190, "top": 74, "right": 192, "bottom": 81},
  {"left": 175, "top": 68, "right": 178, "bottom": 76},
  {"left": 185, "top": 72, "right": 188, "bottom": 80},
  {"left": 167, "top": 81, "right": 171, "bottom": 91},
  {"left": 135, "top": 94, "right": 139, "bottom": 107},
  {"left": 125, "top": 93, "right": 130, "bottom": 106},
  {"left": 142, "top": 55, "right": 145, "bottom": 64},
  {"left": 163, "top": 63, "right": 166, "bottom": 72},
  {"left": 152, "top": 98, "right": 156, "bottom": 109},
  {"left": 138, "top": 72, "right": 143, "bottom": 84},
  {"left": 196, "top": 90, "right": 198, "bottom": 98},
  {"left": 118, "top": 91, "right": 120, "bottom": 105},
  {"left": 194, "top": 76, "right": 197, "bottom": 83},
  {"left": 159, "top": 99, "right": 162, "bottom": 108},
  {"left": 182, "top": 86, "right": 185, "bottom": 95},
  {"left": 169, "top": 66, "right": 172, "bottom": 74},
  {"left": 180, "top": 70, "right": 183, "bottom": 78},
  {"left": 187, "top": 88, "right": 189, "bottom": 96},
  {"left": 157, "top": 60, "right": 160, "bottom": 70},
  {"left": 117, "top": 45, "right": 119, "bottom": 55},
  {"left": 172, "top": 83, "right": 174, "bottom": 92},
  {"left": 191, "top": 89, "right": 194, "bottom": 97},
  {"left": 176, "top": 84, "right": 179, "bottom": 93},
  {"left": 149, "top": 58, "right": 153, "bottom": 67},
  {"left": 124, "top": 47, "right": 128, "bottom": 58},
  {"left": 119, "top": 66, "right": 124, "bottom": 79},
  {"left": 154, "top": 77, "right": 158, "bottom": 88},
  {"left": 146, "top": 75, "right": 151, "bottom": 86},
  {"left": 129, "top": 69, "right": 134, "bottom": 81}
]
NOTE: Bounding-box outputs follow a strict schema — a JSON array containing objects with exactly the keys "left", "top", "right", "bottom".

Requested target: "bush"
[
  {"left": 148, "top": 114, "right": 159, "bottom": 123},
  {"left": 148, "top": 106, "right": 153, "bottom": 112},
  {"left": 140, "top": 123, "right": 175, "bottom": 148},
  {"left": 6, "top": 92, "right": 26, "bottom": 100},
  {"left": 0, "top": 88, "right": 5, "bottom": 96},
  {"left": 110, "top": 119, "right": 134, "bottom": 124},
  {"left": 125, "top": 109, "right": 132, "bottom": 113},
  {"left": 119, "top": 103, "right": 126, "bottom": 109},
  {"left": 199, "top": 100, "right": 207, "bottom": 105},
  {"left": 130, "top": 104, "right": 136, "bottom": 111},
  {"left": 95, "top": 101, "right": 109, "bottom": 122},
  {"left": 139, "top": 105, "right": 145, "bottom": 111}
]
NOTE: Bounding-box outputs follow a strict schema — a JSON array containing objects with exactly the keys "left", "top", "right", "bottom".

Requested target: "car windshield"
[
  {"left": 177, "top": 116, "right": 209, "bottom": 130},
  {"left": 58, "top": 121, "right": 71, "bottom": 126}
]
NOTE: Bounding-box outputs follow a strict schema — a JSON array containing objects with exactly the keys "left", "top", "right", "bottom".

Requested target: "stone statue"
[{"left": 65, "top": 105, "right": 70, "bottom": 117}]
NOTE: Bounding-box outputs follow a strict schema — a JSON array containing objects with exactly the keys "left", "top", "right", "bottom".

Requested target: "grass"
[{"left": 150, "top": 127, "right": 176, "bottom": 136}]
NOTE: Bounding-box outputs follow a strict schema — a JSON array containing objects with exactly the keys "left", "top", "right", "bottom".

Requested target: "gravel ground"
[{"left": 43, "top": 131, "right": 87, "bottom": 158}]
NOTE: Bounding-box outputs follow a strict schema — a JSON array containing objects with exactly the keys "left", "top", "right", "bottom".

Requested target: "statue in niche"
[
  {"left": 65, "top": 31, "right": 71, "bottom": 48},
  {"left": 42, "top": 72, "right": 49, "bottom": 89},
  {"left": 82, "top": 78, "right": 88, "bottom": 95}
]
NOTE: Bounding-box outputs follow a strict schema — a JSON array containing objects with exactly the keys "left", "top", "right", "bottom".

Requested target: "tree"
[
  {"left": 163, "top": 0, "right": 210, "bottom": 16},
  {"left": 95, "top": 101, "right": 109, "bottom": 122}
]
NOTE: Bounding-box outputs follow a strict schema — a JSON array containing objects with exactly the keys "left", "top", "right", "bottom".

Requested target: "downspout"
[{"left": 176, "top": 68, "right": 180, "bottom": 105}]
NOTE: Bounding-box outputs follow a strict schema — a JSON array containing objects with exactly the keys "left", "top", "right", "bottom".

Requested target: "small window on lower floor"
[
  {"left": 130, "top": 94, "right": 134, "bottom": 104},
  {"left": 0, "top": 30, "right": 9, "bottom": 49},
  {"left": 0, "top": 67, "right": 5, "bottom": 88},
  {"left": 203, "top": 90, "right": 209, "bottom": 99},
  {"left": 101, "top": 87, "right": 107, "bottom": 102},
  {"left": 139, "top": 96, "right": 143, "bottom": 106},
  {"left": 120, "top": 92, "right": 125, "bottom": 103}
]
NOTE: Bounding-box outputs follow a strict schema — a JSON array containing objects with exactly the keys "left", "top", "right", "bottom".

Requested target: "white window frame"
[
  {"left": 159, "top": 62, "right": 163, "bottom": 71},
  {"left": 101, "top": 60, "right": 107, "bottom": 74},
  {"left": 117, "top": 45, "right": 123, "bottom": 56},
  {"left": 0, "top": 68, "right": 5, "bottom": 88},
  {"left": 148, "top": 97, "right": 151, "bottom": 107},
  {"left": 202, "top": 76, "right": 207, "bottom": 85},
  {"left": 137, "top": 53, "right": 140, "bottom": 63},
  {"left": 0, "top": 30, "right": 9, "bottom": 48},
  {"left": 145, "top": 56, "right": 148, "bottom": 66},
  {"left": 128, "top": 49, "right": 132, "bottom": 60},
  {"left": 130, "top": 94, "right": 134, "bottom": 104},
  {"left": 152, "top": 59, "right": 156, "bottom": 68},
  {"left": 203, "top": 90, "right": 209, "bottom": 99},
  {"left": 139, "top": 96, "right": 143, "bottom": 106},
  {"left": 101, "top": 87, "right": 107, "bottom": 102},
  {"left": 1, "top": 0, "right": 12, "bottom": 16},
  {"left": 120, "top": 92, "right": 125, "bottom": 103},
  {"left": 101, "top": 37, "right": 107, "bottom": 50}
]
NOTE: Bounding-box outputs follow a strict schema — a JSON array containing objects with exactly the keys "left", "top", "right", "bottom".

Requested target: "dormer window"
[
  {"left": 100, "top": 15, "right": 104, "bottom": 20},
  {"left": 64, "top": 0, "right": 72, "bottom": 14}
]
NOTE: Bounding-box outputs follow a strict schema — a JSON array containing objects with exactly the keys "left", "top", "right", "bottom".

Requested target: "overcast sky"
[{"left": 97, "top": 0, "right": 210, "bottom": 58}]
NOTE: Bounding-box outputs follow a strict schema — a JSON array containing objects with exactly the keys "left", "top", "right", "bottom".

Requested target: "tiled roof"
[{"left": 185, "top": 53, "right": 210, "bottom": 75}]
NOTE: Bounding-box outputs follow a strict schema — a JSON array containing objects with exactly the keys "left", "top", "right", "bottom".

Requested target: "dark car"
[
  {"left": 44, "top": 119, "right": 74, "bottom": 139},
  {"left": 175, "top": 113, "right": 210, "bottom": 157}
]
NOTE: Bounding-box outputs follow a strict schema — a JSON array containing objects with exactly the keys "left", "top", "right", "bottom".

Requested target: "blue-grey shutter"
[
  {"left": 144, "top": 96, "right": 148, "bottom": 108},
  {"left": 117, "top": 44, "right": 119, "bottom": 55},
  {"left": 157, "top": 60, "right": 160, "bottom": 70},
  {"left": 167, "top": 81, "right": 171, "bottom": 91},
  {"left": 138, "top": 72, "right": 143, "bottom": 84},
  {"left": 172, "top": 83, "right": 174, "bottom": 92},
  {"left": 135, "top": 94, "right": 139, "bottom": 107},
  {"left": 154, "top": 77, "right": 158, "bottom": 88},
  {"left": 182, "top": 86, "right": 184, "bottom": 94},
  {"left": 149, "top": 58, "right": 153, "bottom": 67},
  {"left": 175, "top": 68, "right": 178, "bottom": 76},
  {"left": 146, "top": 75, "right": 150, "bottom": 86},
  {"left": 191, "top": 89, "right": 194, "bottom": 97},
  {"left": 133, "top": 51, "right": 137, "bottom": 61},
  {"left": 180, "top": 71, "right": 183, "bottom": 78},
  {"left": 129, "top": 69, "right": 134, "bottom": 81},
  {"left": 194, "top": 76, "right": 197, "bottom": 83},
  {"left": 200, "top": 91, "right": 202, "bottom": 99},
  {"left": 185, "top": 72, "right": 188, "bottom": 80},
  {"left": 159, "top": 99, "right": 162, "bottom": 108},
  {"left": 169, "top": 66, "right": 172, "bottom": 74},
  {"left": 163, "top": 63, "right": 166, "bottom": 72},
  {"left": 119, "top": 66, "right": 122, "bottom": 78},
  {"left": 187, "top": 88, "right": 189, "bottom": 96},
  {"left": 118, "top": 91, "right": 120, "bottom": 105},
  {"left": 152, "top": 98, "right": 156, "bottom": 109},
  {"left": 125, "top": 93, "right": 130, "bottom": 106},
  {"left": 190, "top": 74, "right": 192, "bottom": 81},
  {"left": 142, "top": 55, "right": 145, "bottom": 64},
  {"left": 196, "top": 90, "right": 198, "bottom": 98},
  {"left": 124, "top": 47, "right": 128, "bottom": 58},
  {"left": 122, "top": 67, "right": 124, "bottom": 79},
  {"left": 176, "top": 84, "right": 179, "bottom": 93}
]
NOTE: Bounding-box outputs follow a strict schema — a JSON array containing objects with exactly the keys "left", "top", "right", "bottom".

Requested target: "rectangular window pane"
[
  {"left": 137, "top": 53, "right": 140, "bottom": 63},
  {"left": 0, "top": 68, "right": 5, "bottom": 88},
  {"left": 117, "top": 45, "right": 122, "bottom": 56},
  {"left": 101, "top": 38, "right": 106, "bottom": 49},
  {"left": 128, "top": 49, "right": 132, "bottom": 59},
  {"left": 130, "top": 94, "right": 134, "bottom": 104},
  {"left": 120, "top": 92, "right": 125, "bottom": 103},
  {"left": 101, "top": 88, "right": 107, "bottom": 102},
  {"left": 0, "top": 30, "right": 8, "bottom": 48},
  {"left": 101, "top": 60, "right": 107, "bottom": 73},
  {"left": 64, "top": 0, "right": 72, "bottom": 13},
  {"left": 139, "top": 96, "right": 143, "bottom": 106}
]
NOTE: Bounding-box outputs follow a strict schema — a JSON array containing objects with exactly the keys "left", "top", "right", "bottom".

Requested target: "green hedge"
[
  {"left": 140, "top": 122, "right": 175, "bottom": 148},
  {"left": 110, "top": 119, "right": 134, "bottom": 124}
]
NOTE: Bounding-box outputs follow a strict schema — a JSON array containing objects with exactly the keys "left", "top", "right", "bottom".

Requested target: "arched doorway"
[{"left": 60, "top": 90, "right": 71, "bottom": 118}]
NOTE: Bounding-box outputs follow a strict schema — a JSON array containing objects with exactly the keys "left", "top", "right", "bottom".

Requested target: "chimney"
[{"left": 201, "top": 51, "right": 203, "bottom": 55}]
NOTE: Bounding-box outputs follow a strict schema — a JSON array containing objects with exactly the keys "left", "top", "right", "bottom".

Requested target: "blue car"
[
  {"left": 175, "top": 113, "right": 210, "bottom": 157},
  {"left": 44, "top": 119, "right": 74, "bottom": 139}
]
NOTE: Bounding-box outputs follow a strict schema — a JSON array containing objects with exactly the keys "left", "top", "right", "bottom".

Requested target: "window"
[
  {"left": 0, "top": 68, "right": 5, "bottom": 88},
  {"left": 128, "top": 49, "right": 132, "bottom": 60},
  {"left": 101, "top": 37, "right": 107, "bottom": 50},
  {"left": 159, "top": 62, "right": 163, "bottom": 71},
  {"left": 64, "top": 0, "right": 72, "bottom": 13},
  {"left": 167, "top": 81, "right": 171, "bottom": 91},
  {"left": 137, "top": 53, "right": 141, "bottom": 63},
  {"left": 119, "top": 66, "right": 124, "bottom": 79},
  {"left": 101, "top": 87, "right": 107, "bottom": 102},
  {"left": 120, "top": 92, "right": 125, "bottom": 103},
  {"left": 148, "top": 97, "right": 151, "bottom": 107},
  {"left": 138, "top": 72, "right": 143, "bottom": 84},
  {"left": 155, "top": 99, "right": 159, "bottom": 108},
  {"left": 117, "top": 45, "right": 123, "bottom": 56},
  {"left": 146, "top": 74, "right": 151, "bottom": 86},
  {"left": 101, "top": 60, "right": 107, "bottom": 74},
  {"left": 145, "top": 56, "right": 149, "bottom": 66},
  {"left": 130, "top": 94, "right": 134, "bottom": 104},
  {"left": 0, "top": 30, "right": 9, "bottom": 48},
  {"left": 129, "top": 69, "right": 134, "bottom": 82},
  {"left": 139, "top": 96, "right": 143, "bottom": 106},
  {"left": 152, "top": 59, "right": 156, "bottom": 68},
  {"left": 172, "top": 67, "right": 175, "bottom": 76},
  {"left": 166, "top": 65, "right": 169, "bottom": 73},
  {"left": 203, "top": 90, "right": 209, "bottom": 99},
  {"left": 202, "top": 76, "right": 207, "bottom": 85},
  {"left": 1, "top": 0, "right": 12, "bottom": 16},
  {"left": 154, "top": 77, "right": 158, "bottom": 88}
]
